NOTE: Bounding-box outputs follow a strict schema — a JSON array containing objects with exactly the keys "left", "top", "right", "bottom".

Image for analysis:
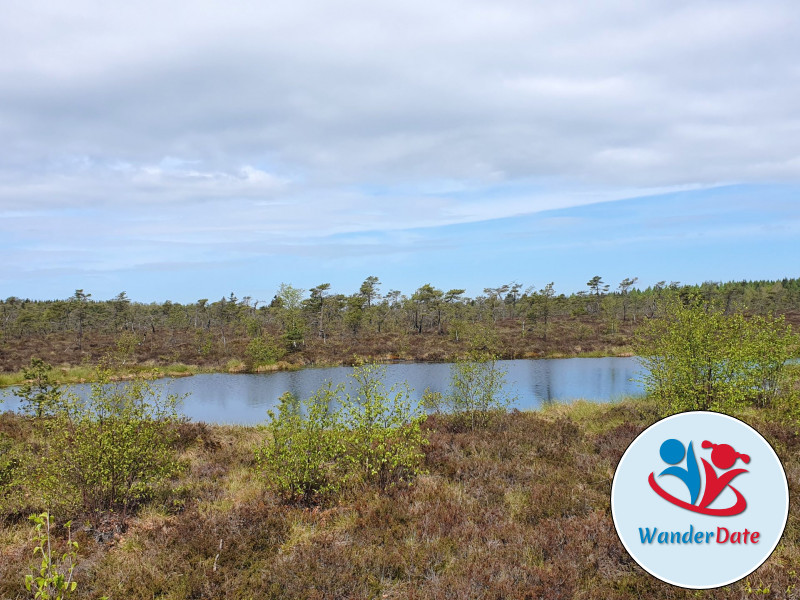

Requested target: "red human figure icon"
[{"left": 698, "top": 441, "right": 750, "bottom": 511}]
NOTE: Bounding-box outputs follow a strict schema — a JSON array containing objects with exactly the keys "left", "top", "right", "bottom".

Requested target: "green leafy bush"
[
  {"left": 17, "top": 358, "right": 62, "bottom": 418},
  {"left": 441, "top": 352, "right": 516, "bottom": 429},
  {"left": 43, "top": 372, "right": 182, "bottom": 517},
  {"left": 258, "top": 365, "right": 428, "bottom": 503},
  {"left": 341, "top": 364, "right": 427, "bottom": 490},
  {"left": 257, "top": 387, "right": 345, "bottom": 504},
  {"left": 0, "top": 433, "right": 23, "bottom": 517},
  {"left": 245, "top": 334, "right": 285, "bottom": 370},
  {"left": 635, "top": 295, "right": 799, "bottom": 414},
  {"left": 25, "top": 512, "right": 79, "bottom": 600}
]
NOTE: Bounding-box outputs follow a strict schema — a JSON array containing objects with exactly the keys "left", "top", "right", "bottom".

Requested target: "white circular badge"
[{"left": 611, "top": 411, "right": 789, "bottom": 589}]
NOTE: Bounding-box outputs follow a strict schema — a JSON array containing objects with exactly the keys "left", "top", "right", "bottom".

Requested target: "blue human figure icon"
[{"left": 658, "top": 439, "right": 701, "bottom": 505}]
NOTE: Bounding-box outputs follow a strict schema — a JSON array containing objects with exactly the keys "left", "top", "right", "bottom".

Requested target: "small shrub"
[
  {"left": 114, "top": 331, "right": 141, "bottom": 365},
  {"left": 443, "top": 352, "right": 516, "bottom": 429},
  {"left": 0, "top": 435, "right": 14, "bottom": 488},
  {"left": 635, "top": 296, "right": 799, "bottom": 414},
  {"left": 258, "top": 365, "right": 428, "bottom": 503},
  {"left": 25, "top": 512, "right": 79, "bottom": 600},
  {"left": 43, "top": 371, "right": 182, "bottom": 518},
  {"left": 246, "top": 335, "right": 285, "bottom": 370},
  {"left": 17, "top": 358, "right": 62, "bottom": 419},
  {"left": 341, "top": 363, "right": 428, "bottom": 489},
  {"left": 257, "top": 387, "right": 345, "bottom": 504},
  {"left": 0, "top": 434, "right": 24, "bottom": 518},
  {"left": 420, "top": 387, "right": 443, "bottom": 412}
]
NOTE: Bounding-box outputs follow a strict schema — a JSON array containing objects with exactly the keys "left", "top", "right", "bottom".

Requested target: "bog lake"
[{"left": 3, "top": 356, "right": 645, "bottom": 424}]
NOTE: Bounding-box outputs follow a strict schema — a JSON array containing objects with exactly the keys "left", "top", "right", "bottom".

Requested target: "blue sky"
[
  {"left": 4, "top": 183, "right": 797, "bottom": 302},
  {"left": 1, "top": 1, "right": 799, "bottom": 302}
]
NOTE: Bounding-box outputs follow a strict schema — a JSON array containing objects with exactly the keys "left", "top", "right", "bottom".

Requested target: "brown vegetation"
[
  {"left": 1, "top": 400, "right": 798, "bottom": 599},
  {"left": 0, "top": 314, "right": 639, "bottom": 374},
  {"left": 3, "top": 277, "right": 799, "bottom": 376}
]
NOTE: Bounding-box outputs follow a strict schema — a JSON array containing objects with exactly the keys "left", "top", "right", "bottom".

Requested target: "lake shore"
[{"left": 0, "top": 345, "right": 637, "bottom": 388}]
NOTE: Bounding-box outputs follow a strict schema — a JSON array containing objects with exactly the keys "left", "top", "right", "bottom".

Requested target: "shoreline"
[{"left": 0, "top": 349, "right": 639, "bottom": 388}]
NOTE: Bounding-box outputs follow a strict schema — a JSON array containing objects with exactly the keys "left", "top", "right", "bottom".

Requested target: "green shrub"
[
  {"left": 257, "top": 387, "right": 345, "bottom": 504},
  {"left": 258, "top": 365, "right": 428, "bottom": 503},
  {"left": 43, "top": 371, "right": 182, "bottom": 517},
  {"left": 634, "top": 296, "right": 799, "bottom": 414},
  {"left": 0, "top": 433, "right": 23, "bottom": 517},
  {"left": 0, "top": 415, "right": 39, "bottom": 519},
  {"left": 245, "top": 335, "right": 285, "bottom": 370},
  {"left": 114, "top": 331, "right": 141, "bottom": 365},
  {"left": 442, "top": 352, "right": 516, "bottom": 429},
  {"left": 341, "top": 364, "right": 427, "bottom": 490},
  {"left": 25, "top": 512, "right": 80, "bottom": 600},
  {"left": 17, "top": 358, "right": 62, "bottom": 419}
]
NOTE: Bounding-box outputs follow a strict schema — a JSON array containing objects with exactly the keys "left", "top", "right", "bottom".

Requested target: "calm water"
[{"left": 3, "top": 357, "right": 645, "bottom": 425}]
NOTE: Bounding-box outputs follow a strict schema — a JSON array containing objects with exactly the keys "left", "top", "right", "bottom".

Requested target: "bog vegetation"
[
  {"left": 1, "top": 276, "right": 799, "bottom": 376},
  {"left": 423, "top": 351, "right": 518, "bottom": 430},
  {"left": 0, "top": 283, "right": 798, "bottom": 598}
]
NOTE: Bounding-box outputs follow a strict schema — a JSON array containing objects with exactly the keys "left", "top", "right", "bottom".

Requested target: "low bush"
[
  {"left": 341, "top": 363, "right": 427, "bottom": 490},
  {"left": 0, "top": 432, "right": 31, "bottom": 519},
  {"left": 434, "top": 352, "right": 516, "bottom": 429},
  {"left": 25, "top": 512, "right": 80, "bottom": 600},
  {"left": 17, "top": 357, "right": 62, "bottom": 419},
  {"left": 40, "top": 371, "right": 183, "bottom": 518},
  {"left": 257, "top": 364, "right": 427, "bottom": 503},
  {"left": 245, "top": 334, "right": 285, "bottom": 370},
  {"left": 256, "top": 387, "right": 345, "bottom": 504},
  {"left": 635, "top": 295, "right": 799, "bottom": 414}
]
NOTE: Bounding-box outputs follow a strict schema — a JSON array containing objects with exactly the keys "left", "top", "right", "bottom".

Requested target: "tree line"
[{"left": 1, "top": 276, "right": 799, "bottom": 370}]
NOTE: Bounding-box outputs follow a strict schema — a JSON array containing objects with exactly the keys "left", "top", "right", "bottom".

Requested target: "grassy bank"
[
  {"left": 0, "top": 363, "right": 206, "bottom": 388},
  {"left": 1, "top": 399, "right": 798, "bottom": 599}
]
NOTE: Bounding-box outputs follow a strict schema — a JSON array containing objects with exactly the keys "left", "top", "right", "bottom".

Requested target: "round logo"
[{"left": 611, "top": 411, "right": 789, "bottom": 589}]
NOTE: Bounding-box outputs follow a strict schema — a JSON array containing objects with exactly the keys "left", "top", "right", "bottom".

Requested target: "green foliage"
[
  {"left": 774, "top": 365, "right": 800, "bottom": 431},
  {"left": 245, "top": 334, "right": 285, "bottom": 369},
  {"left": 257, "top": 387, "right": 345, "bottom": 504},
  {"left": 43, "top": 372, "right": 182, "bottom": 516},
  {"left": 276, "top": 283, "right": 307, "bottom": 350},
  {"left": 0, "top": 432, "right": 24, "bottom": 516},
  {"left": 196, "top": 331, "right": 215, "bottom": 357},
  {"left": 258, "top": 365, "right": 428, "bottom": 503},
  {"left": 18, "top": 358, "right": 62, "bottom": 419},
  {"left": 25, "top": 513, "right": 79, "bottom": 600},
  {"left": 113, "top": 331, "right": 141, "bottom": 365},
  {"left": 5, "top": 277, "right": 800, "bottom": 373},
  {"left": 635, "top": 296, "right": 799, "bottom": 415},
  {"left": 420, "top": 387, "right": 443, "bottom": 412},
  {"left": 341, "top": 364, "right": 427, "bottom": 490},
  {"left": 443, "top": 352, "right": 516, "bottom": 429},
  {"left": 461, "top": 321, "right": 499, "bottom": 354}
]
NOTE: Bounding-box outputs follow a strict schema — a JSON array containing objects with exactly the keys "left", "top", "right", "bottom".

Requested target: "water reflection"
[{"left": 4, "top": 357, "right": 645, "bottom": 425}]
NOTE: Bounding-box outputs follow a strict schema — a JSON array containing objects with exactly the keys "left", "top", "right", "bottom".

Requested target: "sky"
[{"left": 2, "top": 1, "right": 799, "bottom": 303}]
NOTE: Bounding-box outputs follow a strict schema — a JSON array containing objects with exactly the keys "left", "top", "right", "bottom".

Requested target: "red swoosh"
[{"left": 648, "top": 472, "right": 747, "bottom": 516}]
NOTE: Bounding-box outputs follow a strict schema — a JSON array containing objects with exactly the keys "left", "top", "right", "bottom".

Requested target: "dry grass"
[{"left": 1, "top": 400, "right": 798, "bottom": 599}]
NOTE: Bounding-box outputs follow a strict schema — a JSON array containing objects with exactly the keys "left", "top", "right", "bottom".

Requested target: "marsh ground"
[{"left": 1, "top": 398, "right": 798, "bottom": 599}]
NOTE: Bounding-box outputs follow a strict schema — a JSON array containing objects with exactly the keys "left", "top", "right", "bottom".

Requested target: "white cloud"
[
  {"left": 1, "top": 0, "right": 800, "bottom": 294},
  {"left": 2, "top": 1, "right": 799, "bottom": 193}
]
